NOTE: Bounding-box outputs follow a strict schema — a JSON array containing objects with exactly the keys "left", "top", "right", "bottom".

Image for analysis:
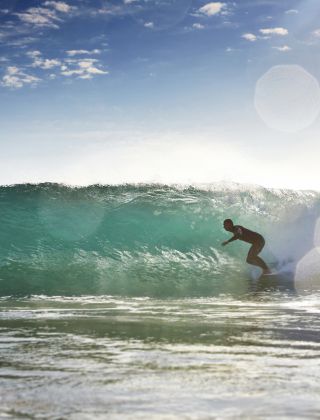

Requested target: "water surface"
[{"left": 1, "top": 292, "right": 320, "bottom": 419}]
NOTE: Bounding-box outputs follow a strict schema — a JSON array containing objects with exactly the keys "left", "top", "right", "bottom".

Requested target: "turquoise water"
[
  {"left": 0, "top": 183, "right": 319, "bottom": 297},
  {"left": 1, "top": 183, "right": 320, "bottom": 418}
]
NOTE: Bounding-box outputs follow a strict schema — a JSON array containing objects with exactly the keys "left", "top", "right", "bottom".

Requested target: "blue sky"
[{"left": 1, "top": 0, "right": 320, "bottom": 189}]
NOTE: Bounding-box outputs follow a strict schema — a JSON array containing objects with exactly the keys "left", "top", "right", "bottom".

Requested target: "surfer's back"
[{"left": 233, "top": 225, "right": 264, "bottom": 244}]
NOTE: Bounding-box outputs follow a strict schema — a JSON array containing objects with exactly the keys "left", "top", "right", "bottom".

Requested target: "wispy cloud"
[
  {"left": 259, "top": 27, "right": 288, "bottom": 36},
  {"left": 144, "top": 22, "right": 154, "bottom": 29},
  {"left": 192, "top": 23, "right": 205, "bottom": 30},
  {"left": 242, "top": 27, "right": 288, "bottom": 44},
  {"left": 2, "top": 66, "right": 40, "bottom": 88},
  {"left": 27, "top": 50, "right": 62, "bottom": 69},
  {"left": 226, "top": 47, "right": 239, "bottom": 53},
  {"left": 0, "top": 17, "right": 40, "bottom": 47},
  {"left": 242, "top": 33, "right": 257, "bottom": 42},
  {"left": 272, "top": 45, "right": 291, "bottom": 52},
  {"left": 15, "top": 2, "right": 76, "bottom": 29},
  {"left": 1, "top": 47, "right": 109, "bottom": 89},
  {"left": 198, "top": 2, "right": 226, "bottom": 17},
  {"left": 93, "top": 4, "right": 126, "bottom": 17},
  {"left": 43, "top": 1, "right": 74, "bottom": 13},
  {"left": 66, "top": 49, "right": 101, "bottom": 56},
  {"left": 15, "top": 7, "right": 61, "bottom": 29},
  {"left": 26, "top": 50, "right": 42, "bottom": 58},
  {"left": 285, "top": 9, "right": 298, "bottom": 15},
  {"left": 61, "top": 58, "right": 108, "bottom": 79}
]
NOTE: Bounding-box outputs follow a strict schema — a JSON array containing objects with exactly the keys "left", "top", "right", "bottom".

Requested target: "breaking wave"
[{"left": 0, "top": 182, "right": 319, "bottom": 297}]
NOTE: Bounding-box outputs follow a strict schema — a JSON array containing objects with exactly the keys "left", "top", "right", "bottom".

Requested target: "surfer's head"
[{"left": 223, "top": 219, "right": 233, "bottom": 231}]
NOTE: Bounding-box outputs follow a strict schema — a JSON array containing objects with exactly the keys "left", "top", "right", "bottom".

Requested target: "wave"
[{"left": 0, "top": 182, "right": 319, "bottom": 297}]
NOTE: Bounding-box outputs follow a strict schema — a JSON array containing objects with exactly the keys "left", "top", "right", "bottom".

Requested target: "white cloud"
[
  {"left": 84, "top": 66, "right": 107, "bottom": 75},
  {"left": 285, "top": 9, "right": 298, "bottom": 15},
  {"left": 144, "top": 22, "right": 154, "bottom": 29},
  {"left": 260, "top": 27, "right": 288, "bottom": 36},
  {"left": 124, "top": 0, "right": 138, "bottom": 3},
  {"left": 26, "top": 50, "right": 42, "bottom": 58},
  {"left": 78, "top": 60, "right": 98, "bottom": 69},
  {"left": 1, "top": 49, "right": 109, "bottom": 88},
  {"left": 43, "top": 1, "right": 74, "bottom": 13},
  {"left": 61, "top": 58, "right": 108, "bottom": 79},
  {"left": 26, "top": 50, "right": 61, "bottom": 69},
  {"left": 242, "top": 33, "right": 257, "bottom": 42},
  {"left": 34, "top": 58, "right": 61, "bottom": 69},
  {"left": 198, "top": 2, "right": 225, "bottom": 17},
  {"left": 192, "top": 23, "right": 205, "bottom": 30},
  {"left": 61, "top": 69, "right": 83, "bottom": 76},
  {"left": 66, "top": 49, "right": 101, "bottom": 56},
  {"left": 95, "top": 5, "right": 125, "bottom": 16},
  {"left": 15, "top": 2, "right": 75, "bottom": 29},
  {"left": 16, "top": 7, "right": 60, "bottom": 28},
  {"left": 272, "top": 45, "right": 291, "bottom": 52},
  {"left": 65, "top": 58, "right": 98, "bottom": 64},
  {"left": 2, "top": 66, "right": 40, "bottom": 88},
  {"left": 5, "top": 66, "right": 17, "bottom": 74}
]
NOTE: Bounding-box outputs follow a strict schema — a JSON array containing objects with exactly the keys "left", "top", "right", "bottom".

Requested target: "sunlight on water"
[{"left": 0, "top": 294, "right": 320, "bottom": 418}]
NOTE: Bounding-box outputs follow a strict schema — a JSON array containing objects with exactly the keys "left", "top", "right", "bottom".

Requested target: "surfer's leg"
[{"left": 246, "top": 242, "right": 270, "bottom": 272}]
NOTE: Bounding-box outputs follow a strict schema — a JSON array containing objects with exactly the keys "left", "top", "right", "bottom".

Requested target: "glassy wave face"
[{"left": 0, "top": 183, "right": 319, "bottom": 297}]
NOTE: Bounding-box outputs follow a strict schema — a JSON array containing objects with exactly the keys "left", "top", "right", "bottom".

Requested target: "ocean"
[{"left": 1, "top": 183, "right": 320, "bottom": 418}]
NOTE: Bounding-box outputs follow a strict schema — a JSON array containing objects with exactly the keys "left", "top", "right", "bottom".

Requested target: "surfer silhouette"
[{"left": 222, "top": 219, "right": 271, "bottom": 275}]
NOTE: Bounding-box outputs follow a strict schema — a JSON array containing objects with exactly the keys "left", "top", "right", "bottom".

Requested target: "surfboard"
[
  {"left": 259, "top": 271, "right": 291, "bottom": 281},
  {"left": 255, "top": 270, "right": 294, "bottom": 292},
  {"left": 251, "top": 259, "right": 295, "bottom": 280},
  {"left": 249, "top": 259, "right": 295, "bottom": 291}
]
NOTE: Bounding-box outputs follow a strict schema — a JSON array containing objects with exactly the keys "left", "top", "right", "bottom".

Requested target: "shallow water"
[{"left": 1, "top": 292, "right": 320, "bottom": 419}]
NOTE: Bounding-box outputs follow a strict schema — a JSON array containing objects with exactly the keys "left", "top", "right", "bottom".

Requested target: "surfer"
[{"left": 222, "top": 219, "right": 271, "bottom": 275}]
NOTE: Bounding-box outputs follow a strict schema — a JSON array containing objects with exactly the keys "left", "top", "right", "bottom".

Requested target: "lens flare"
[
  {"left": 294, "top": 247, "right": 320, "bottom": 293},
  {"left": 128, "top": 0, "right": 192, "bottom": 31},
  {"left": 314, "top": 217, "right": 320, "bottom": 248},
  {"left": 38, "top": 196, "right": 105, "bottom": 242},
  {"left": 254, "top": 65, "right": 320, "bottom": 132}
]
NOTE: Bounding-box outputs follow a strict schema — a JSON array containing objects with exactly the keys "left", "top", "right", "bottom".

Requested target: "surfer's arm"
[
  {"left": 222, "top": 227, "right": 242, "bottom": 246},
  {"left": 222, "top": 235, "right": 239, "bottom": 246},
  {"left": 227, "top": 235, "right": 239, "bottom": 243}
]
